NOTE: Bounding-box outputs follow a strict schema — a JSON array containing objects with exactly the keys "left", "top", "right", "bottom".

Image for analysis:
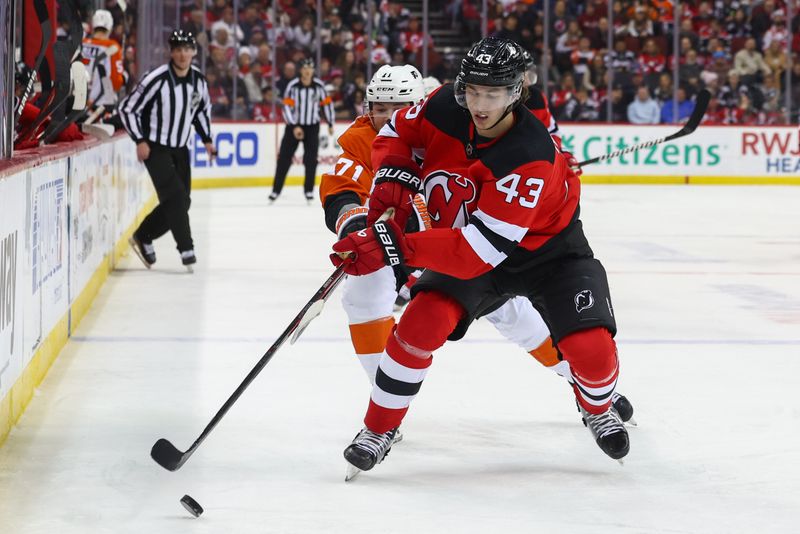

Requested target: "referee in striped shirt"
[
  {"left": 119, "top": 30, "right": 214, "bottom": 270},
  {"left": 269, "top": 58, "right": 335, "bottom": 204}
]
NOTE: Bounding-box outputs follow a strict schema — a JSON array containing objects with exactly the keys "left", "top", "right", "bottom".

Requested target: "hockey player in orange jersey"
[
  {"left": 320, "top": 65, "right": 430, "bottom": 396},
  {"left": 82, "top": 10, "right": 125, "bottom": 116}
]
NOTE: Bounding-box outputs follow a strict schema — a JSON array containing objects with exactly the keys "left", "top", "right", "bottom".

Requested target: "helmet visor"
[{"left": 454, "top": 78, "right": 522, "bottom": 112}]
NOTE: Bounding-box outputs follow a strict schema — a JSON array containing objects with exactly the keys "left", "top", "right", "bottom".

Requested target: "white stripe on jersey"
[
  {"left": 460, "top": 224, "right": 508, "bottom": 267},
  {"left": 472, "top": 209, "right": 528, "bottom": 243}
]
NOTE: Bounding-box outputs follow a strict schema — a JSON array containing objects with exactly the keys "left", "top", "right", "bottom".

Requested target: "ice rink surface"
[{"left": 1, "top": 185, "right": 799, "bottom": 534}]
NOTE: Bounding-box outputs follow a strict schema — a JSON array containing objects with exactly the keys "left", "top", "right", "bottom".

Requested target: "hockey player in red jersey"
[
  {"left": 333, "top": 38, "right": 630, "bottom": 476},
  {"left": 321, "top": 65, "right": 634, "bottom": 433}
]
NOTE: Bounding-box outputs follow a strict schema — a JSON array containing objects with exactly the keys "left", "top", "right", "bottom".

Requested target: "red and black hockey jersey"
[
  {"left": 373, "top": 84, "right": 581, "bottom": 280},
  {"left": 525, "top": 87, "right": 562, "bottom": 147}
]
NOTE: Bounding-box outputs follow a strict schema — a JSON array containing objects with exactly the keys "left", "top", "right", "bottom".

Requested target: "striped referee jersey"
[
  {"left": 282, "top": 77, "right": 335, "bottom": 127},
  {"left": 119, "top": 63, "right": 212, "bottom": 147}
]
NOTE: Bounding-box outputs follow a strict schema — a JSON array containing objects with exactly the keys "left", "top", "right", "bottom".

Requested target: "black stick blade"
[
  {"left": 684, "top": 89, "right": 710, "bottom": 133},
  {"left": 151, "top": 438, "right": 185, "bottom": 471}
]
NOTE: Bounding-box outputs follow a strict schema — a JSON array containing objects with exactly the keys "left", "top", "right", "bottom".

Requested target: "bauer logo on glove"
[{"left": 373, "top": 166, "right": 422, "bottom": 192}]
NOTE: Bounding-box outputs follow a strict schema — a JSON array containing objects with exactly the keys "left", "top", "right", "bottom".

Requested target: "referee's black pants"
[
  {"left": 135, "top": 143, "right": 194, "bottom": 252},
  {"left": 271, "top": 124, "right": 319, "bottom": 197}
]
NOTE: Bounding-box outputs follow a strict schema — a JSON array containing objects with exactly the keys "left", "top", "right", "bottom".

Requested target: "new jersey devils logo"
[
  {"left": 575, "top": 290, "right": 594, "bottom": 313},
  {"left": 423, "top": 170, "right": 477, "bottom": 228}
]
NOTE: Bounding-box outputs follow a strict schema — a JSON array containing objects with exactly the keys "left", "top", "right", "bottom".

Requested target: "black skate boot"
[
  {"left": 128, "top": 234, "right": 156, "bottom": 268},
  {"left": 343, "top": 427, "right": 397, "bottom": 481},
  {"left": 611, "top": 392, "right": 636, "bottom": 425},
  {"left": 268, "top": 192, "right": 279, "bottom": 203},
  {"left": 305, "top": 191, "right": 314, "bottom": 205},
  {"left": 579, "top": 405, "right": 629, "bottom": 461}
]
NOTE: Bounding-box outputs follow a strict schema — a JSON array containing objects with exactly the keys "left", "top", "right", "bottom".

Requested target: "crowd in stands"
[{"left": 114, "top": 0, "right": 798, "bottom": 124}]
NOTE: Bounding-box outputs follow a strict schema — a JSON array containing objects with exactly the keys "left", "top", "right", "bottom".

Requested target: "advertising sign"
[
  {"left": 0, "top": 176, "right": 24, "bottom": 399},
  {"left": 191, "top": 122, "right": 800, "bottom": 184},
  {"left": 25, "top": 160, "right": 69, "bottom": 359}
]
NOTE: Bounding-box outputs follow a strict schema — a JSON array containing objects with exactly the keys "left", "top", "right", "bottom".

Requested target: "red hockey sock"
[
  {"left": 558, "top": 327, "right": 619, "bottom": 415},
  {"left": 364, "top": 291, "right": 464, "bottom": 433}
]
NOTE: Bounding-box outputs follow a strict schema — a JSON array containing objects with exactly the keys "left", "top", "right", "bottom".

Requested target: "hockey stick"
[
  {"left": 150, "top": 210, "right": 397, "bottom": 471},
  {"left": 150, "top": 265, "right": 347, "bottom": 471},
  {"left": 15, "top": 1, "right": 53, "bottom": 125},
  {"left": 578, "top": 89, "right": 710, "bottom": 167}
]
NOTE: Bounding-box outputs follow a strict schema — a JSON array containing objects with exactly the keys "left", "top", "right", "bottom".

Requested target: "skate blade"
[
  {"left": 185, "top": 265, "right": 194, "bottom": 274},
  {"left": 617, "top": 458, "right": 625, "bottom": 466},
  {"left": 345, "top": 464, "right": 361, "bottom": 482},
  {"left": 626, "top": 417, "right": 638, "bottom": 427},
  {"left": 127, "top": 237, "right": 152, "bottom": 269}
]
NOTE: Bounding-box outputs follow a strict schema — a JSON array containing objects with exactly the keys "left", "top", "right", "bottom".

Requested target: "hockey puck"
[{"left": 180, "top": 494, "right": 203, "bottom": 518}]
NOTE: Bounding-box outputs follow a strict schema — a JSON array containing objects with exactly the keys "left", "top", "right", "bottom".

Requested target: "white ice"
[{"left": 1, "top": 185, "right": 799, "bottom": 534}]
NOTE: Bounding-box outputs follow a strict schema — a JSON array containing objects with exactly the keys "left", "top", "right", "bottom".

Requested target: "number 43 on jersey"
[{"left": 495, "top": 174, "right": 544, "bottom": 208}]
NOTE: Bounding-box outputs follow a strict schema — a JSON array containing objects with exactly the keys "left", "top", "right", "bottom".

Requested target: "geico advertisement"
[
  {"left": 190, "top": 122, "right": 346, "bottom": 179},
  {"left": 191, "top": 122, "right": 800, "bottom": 180}
]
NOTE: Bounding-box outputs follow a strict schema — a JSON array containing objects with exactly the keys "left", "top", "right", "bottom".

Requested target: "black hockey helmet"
[
  {"left": 454, "top": 38, "right": 525, "bottom": 120},
  {"left": 521, "top": 49, "right": 538, "bottom": 86},
  {"left": 457, "top": 37, "right": 525, "bottom": 87},
  {"left": 169, "top": 29, "right": 197, "bottom": 50}
]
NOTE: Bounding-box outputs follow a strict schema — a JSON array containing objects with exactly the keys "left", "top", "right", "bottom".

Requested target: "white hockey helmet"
[
  {"left": 366, "top": 64, "right": 426, "bottom": 105},
  {"left": 422, "top": 76, "right": 442, "bottom": 97},
  {"left": 92, "top": 9, "right": 114, "bottom": 32}
]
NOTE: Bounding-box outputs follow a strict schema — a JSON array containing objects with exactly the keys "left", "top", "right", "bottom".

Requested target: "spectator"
[
  {"left": 561, "top": 87, "right": 600, "bottom": 121},
  {"left": 627, "top": 5, "right": 654, "bottom": 37},
  {"left": 290, "top": 15, "right": 316, "bottom": 53},
  {"left": 400, "top": 17, "right": 431, "bottom": 64},
  {"left": 276, "top": 61, "right": 296, "bottom": 98},
  {"left": 627, "top": 86, "right": 661, "bottom": 124},
  {"left": 679, "top": 49, "right": 703, "bottom": 83},
  {"left": 239, "top": 3, "right": 265, "bottom": 42},
  {"left": 727, "top": 92, "right": 763, "bottom": 124},
  {"left": 660, "top": 86, "right": 695, "bottom": 123},
  {"left": 570, "top": 36, "right": 596, "bottom": 87},
  {"left": 217, "top": 5, "right": 244, "bottom": 43},
  {"left": 555, "top": 20, "right": 583, "bottom": 71},
  {"left": 652, "top": 72, "right": 673, "bottom": 103},
  {"left": 599, "top": 84, "right": 628, "bottom": 122},
  {"left": 733, "top": 37, "right": 771, "bottom": 83},
  {"left": 762, "top": 10, "right": 789, "bottom": 50},
  {"left": 763, "top": 40, "right": 787, "bottom": 86},
  {"left": 639, "top": 38, "right": 667, "bottom": 88},
  {"left": 242, "top": 62, "right": 266, "bottom": 104},
  {"left": 496, "top": 14, "right": 523, "bottom": 44},
  {"left": 252, "top": 85, "right": 276, "bottom": 121}
]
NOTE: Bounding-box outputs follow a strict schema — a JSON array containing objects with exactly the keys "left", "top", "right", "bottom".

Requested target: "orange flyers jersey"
[
  {"left": 82, "top": 36, "right": 124, "bottom": 105},
  {"left": 319, "top": 115, "right": 376, "bottom": 207}
]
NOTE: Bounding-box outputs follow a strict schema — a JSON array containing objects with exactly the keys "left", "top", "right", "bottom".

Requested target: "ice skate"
[
  {"left": 611, "top": 392, "right": 636, "bottom": 426},
  {"left": 305, "top": 192, "right": 314, "bottom": 206},
  {"left": 343, "top": 427, "right": 397, "bottom": 480},
  {"left": 180, "top": 250, "right": 196, "bottom": 273},
  {"left": 268, "top": 192, "right": 279, "bottom": 204},
  {"left": 128, "top": 234, "right": 155, "bottom": 268},
  {"left": 579, "top": 404, "right": 630, "bottom": 462}
]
